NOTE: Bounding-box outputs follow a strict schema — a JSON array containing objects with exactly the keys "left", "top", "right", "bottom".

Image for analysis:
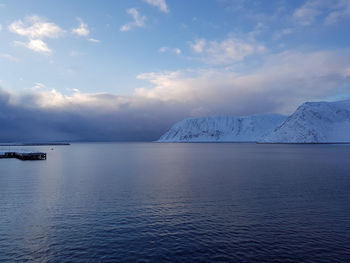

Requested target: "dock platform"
[{"left": 0, "top": 151, "right": 47, "bottom": 160}]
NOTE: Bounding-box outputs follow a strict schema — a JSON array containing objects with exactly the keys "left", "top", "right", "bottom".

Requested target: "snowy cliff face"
[
  {"left": 262, "top": 99, "right": 350, "bottom": 143},
  {"left": 158, "top": 114, "right": 286, "bottom": 142}
]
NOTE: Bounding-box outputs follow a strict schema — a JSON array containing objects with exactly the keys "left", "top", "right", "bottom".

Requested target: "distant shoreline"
[
  {"left": 157, "top": 141, "right": 350, "bottom": 144},
  {"left": 257, "top": 142, "right": 350, "bottom": 145},
  {"left": 0, "top": 143, "right": 70, "bottom": 146}
]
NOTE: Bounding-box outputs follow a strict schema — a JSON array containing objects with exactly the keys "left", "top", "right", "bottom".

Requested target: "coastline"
[{"left": 0, "top": 142, "right": 70, "bottom": 146}]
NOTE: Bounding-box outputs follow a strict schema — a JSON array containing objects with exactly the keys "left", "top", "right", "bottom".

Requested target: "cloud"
[
  {"left": 120, "top": 8, "right": 146, "bottom": 32},
  {"left": 14, "top": 39, "right": 52, "bottom": 54},
  {"left": 294, "top": 0, "right": 350, "bottom": 26},
  {"left": 0, "top": 53, "right": 20, "bottom": 62},
  {"left": 325, "top": 0, "right": 350, "bottom": 25},
  {"left": 143, "top": 0, "right": 169, "bottom": 13},
  {"left": 293, "top": 0, "right": 324, "bottom": 26},
  {"left": 9, "top": 15, "right": 64, "bottom": 39},
  {"left": 32, "top": 82, "right": 47, "bottom": 90},
  {"left": 72, "top": 18, "right": 89, "bottom": 36},
  {"left": 190, "top": 38, "right": 206, "bottom": 53},
  {"left": 8, "top": 15, "right": 64, "bottom": 54},
  {"left": 136, "top": 49, "right": 350, "bottom": 115},
  {"left": 159, "top": 47, "right": 181, "bottom": 55},
  {"left": 27, "top": 39, "right": 51, "bottom": 54},
  {"left": 0, "top": 87, "right": 184, "bottom": 142},
  {"left": 71, "top": 18, "right": 101, "bottom": 42},
  {"left": 0, "top": 24, "right": 2, "bottom": 31},
  {"left": 247, "top": 22, "right": 267, "bottom": 39},
  {"left": 88, "top": 38, "right": 100, "bottom": 43},
  {"left": 0, "top": 49, "right": 349, "bottom": 142},
  {"left": 189, "top": 37, "right": 265, "bottom": 64},
  {"left": 274, "top": 28, "right": 294, "bottom": 40}
]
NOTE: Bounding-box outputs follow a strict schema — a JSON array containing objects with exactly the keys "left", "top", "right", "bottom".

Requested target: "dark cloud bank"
[{"left": 0, "top": 89, "right": 187, "bottom": 142}]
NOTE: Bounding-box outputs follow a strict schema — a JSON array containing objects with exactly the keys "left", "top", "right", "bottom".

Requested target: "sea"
[{"left": 0, "top": 142, "right": 349, "bottom": 262}]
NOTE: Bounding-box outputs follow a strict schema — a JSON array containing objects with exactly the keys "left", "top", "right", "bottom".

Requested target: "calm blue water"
[{"left": 0, "top": 143, "right": 349, "bottom": 262}]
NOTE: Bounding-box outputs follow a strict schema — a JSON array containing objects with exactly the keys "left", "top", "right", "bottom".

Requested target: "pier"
[{"left": 0, "top": 151, "right": 47, "bottom": 160}]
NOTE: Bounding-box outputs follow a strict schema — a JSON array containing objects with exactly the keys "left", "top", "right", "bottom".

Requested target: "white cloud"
[
  {"left": 190, "top": 38, "right": 206, "bottom": 53},
  {"left": 175, "top": 48, "right": 182, "bottom": 55},
  {"left": 159, "top": 47, "right": 181, "bottom": 55},
  {"left": 9, "top": 15, "right": 63, "bottom": 54},
  {"left": 189, "top": 37, "right": 265, "bottom": 64},
  {"left": 0, "top": 53, "right": 20, "bottom": 62},
  {"left": 136, "top": 49, "right": 350, "bottom": 115},
  {"left": 72, "top": 18, "right": 89, "bottom": 36},
  {"left": 88, "top": 38, "right": 100, "bottom": 43},
  {"left": 28, "top": 39, "right": 51, "bottom": 54},
  {"left": 14, "top": 39, "right": 52, "bottom": 54},
  {"left": 143, "top": 0, "right": 169, "bottom": 13},
  {"left": 0, "top": 24, "right": 2, "bottom": 31},
  {"left": 120, "top": 8, "right": 146, "bottom": 32},
  {"left": 32, "top": 82, "right": 47, "bottom": 90},
  {"left": 9, "top": 15, "right": 64, "bottom": 39}
]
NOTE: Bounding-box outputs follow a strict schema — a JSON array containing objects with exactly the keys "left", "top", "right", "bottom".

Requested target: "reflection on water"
[{"left": 0, "top": 143, "right": 349, "bottom": 262}]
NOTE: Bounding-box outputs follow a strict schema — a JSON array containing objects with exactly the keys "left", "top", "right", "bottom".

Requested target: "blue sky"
[{"left": 0, "top": 0, "right": 350, "bottom": 141}]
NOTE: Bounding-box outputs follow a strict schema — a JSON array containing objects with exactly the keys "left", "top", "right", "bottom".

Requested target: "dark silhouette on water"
[{"left": 0, "top": 151, "right": 46, "bottom": 160}]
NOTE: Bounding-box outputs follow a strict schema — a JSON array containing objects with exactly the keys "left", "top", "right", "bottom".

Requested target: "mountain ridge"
[
  {"left": 261, "top": 99, "right": 350, "bottom": 143},
  {"left": 158, "top": 114, "right": 287, "bottom": 142},
  {"left": 158, "top": 99, "right": 350, "bottom": 143}
]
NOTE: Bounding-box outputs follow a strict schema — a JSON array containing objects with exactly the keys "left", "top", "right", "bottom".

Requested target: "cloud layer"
[
  {"left": 136, "top": 49, "right": 350, "bottom": 116},
  {"left": 1, "top": 48, "right": 349, "bottom": 142}
]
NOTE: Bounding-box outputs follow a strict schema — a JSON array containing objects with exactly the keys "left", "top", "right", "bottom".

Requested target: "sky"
[{"left": 0, "top": 0, "right": 350, "bottom": 141}]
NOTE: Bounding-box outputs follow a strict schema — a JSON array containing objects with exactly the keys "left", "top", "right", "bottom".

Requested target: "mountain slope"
[
  {"left": 262, "top": 99, "right": 350, "bottom": 143},
  {"left": 158, "top": 114, "right": 286, "bottom": 142}
]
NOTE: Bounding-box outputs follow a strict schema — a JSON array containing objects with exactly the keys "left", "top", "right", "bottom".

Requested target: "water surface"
[{"left": 0, "top": 143, "right": 349, "bottom": 262}]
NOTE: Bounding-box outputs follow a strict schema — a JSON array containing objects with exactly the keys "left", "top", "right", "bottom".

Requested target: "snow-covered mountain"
[
  {"left": 158, "top": 114, "right": 286, "bottom": 142},
  {"left": 158, "top": 99, "right": 350, "bottom": 143},
  {"left": 262, "top": 99, "right": 350, "bottom": 143}
]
